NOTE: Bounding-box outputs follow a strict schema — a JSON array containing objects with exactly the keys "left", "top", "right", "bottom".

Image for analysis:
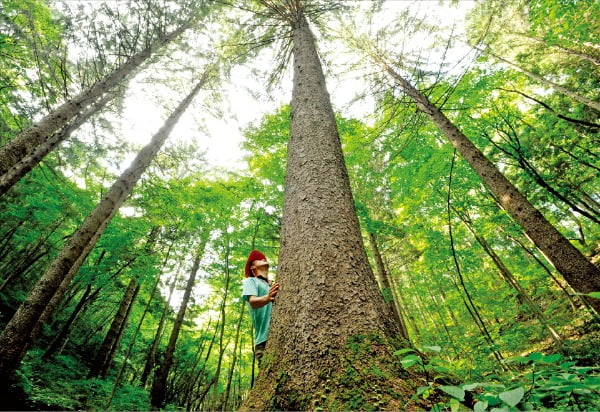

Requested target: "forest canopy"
[{"left": 0, "top": 0, "right": 599, "bottom": 410}]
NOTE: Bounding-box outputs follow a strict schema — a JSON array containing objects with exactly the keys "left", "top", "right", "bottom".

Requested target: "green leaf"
[
  {"left": 422, "top": 345, "right": 441, "bottom": 353},
  {"left": 416, "top": 386, "right": 430, "bottom": 396},
  {"left": 499, "top": 387, "right": 525, "bottom": 407},
  {"left": 586, "top": 291, "right": 600, "bottom": 299},
  {"left": 450, "top": 398, "right": 460, "bottom": 412},
  {"left": 400, "top": 354, "right": 421, "bottom": 368},
  {"left": 527, "top": 353, "right": 544, "bottom": 362},
  {"left": 474, "top": 400, "right": 488, "bottom": 412},
  {"left": 439, "top": 385, "right": 465, "bottom": 401},
  {"left": 542, "top": 354, "right": 562, "bottom": 363},
  {"left": 394, "top": 348, "right": 416, "bottom": 356},
  {"left": 463, "top": 382, "right": 480, "bottom": 391}
]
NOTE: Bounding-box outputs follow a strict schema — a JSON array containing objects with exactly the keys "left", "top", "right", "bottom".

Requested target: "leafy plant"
[{"left": 396, "top": 348, "right": 600, "bottom": 411}]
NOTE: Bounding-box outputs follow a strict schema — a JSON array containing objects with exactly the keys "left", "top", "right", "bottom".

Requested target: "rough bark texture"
[
  {"left": 0, "top": 25, "right": 190, "bottom": 178},
  {"left": 382, "top": 64, "right": 600, "bottom": 314},
  {"left": 0, "top": 73, "right": 208, "bottom": 386},
  {"left": 242, "top": 14, "right": 420, "bottom": 411}
]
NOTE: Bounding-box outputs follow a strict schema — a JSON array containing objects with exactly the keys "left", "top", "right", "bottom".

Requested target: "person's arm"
[
  {"left": 248, "top": 294, "right": 272, "bottom": 309},
  {"left": 248, "top": 283, "right": 279, "bottom": 309}
]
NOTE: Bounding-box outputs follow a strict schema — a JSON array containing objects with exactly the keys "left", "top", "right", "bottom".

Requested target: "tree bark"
[
  {"left": 0, "top": 71, "right": 210, "bottom": 386},
  {"left": 150, "top": 236, "right": 208, "bottom": 409},
  {"left": 378, "top": 61, "right": 600, "bottom": 314},
  {"left": 243, "top": 8, "right": 419, "bottom": 411},
  {"left": 0, "top": 93, "right": 113, "bottom": 195},
  {"left": 0, "top": 24, "right": 191, "bottom": 178},
  {"left": 368, "top": 232, "right": 409, "bottom": 340}
]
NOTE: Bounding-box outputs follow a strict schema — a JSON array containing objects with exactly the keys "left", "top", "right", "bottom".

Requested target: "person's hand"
[{"left": 268, "top": 282, "right": 279, "bottom": 301}]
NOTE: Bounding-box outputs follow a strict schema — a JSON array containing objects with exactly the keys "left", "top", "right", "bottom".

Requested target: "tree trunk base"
[{"left": 241, "top": 335, "right": 432, "bottom": 411}]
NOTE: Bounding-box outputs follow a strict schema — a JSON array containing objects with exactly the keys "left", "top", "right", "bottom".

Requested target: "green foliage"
[{"left": 397, "top": 348, "right": 600, "bottom": 412}]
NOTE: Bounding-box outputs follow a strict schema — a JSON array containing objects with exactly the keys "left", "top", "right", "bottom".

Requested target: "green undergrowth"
[
  {"left": 14, "top": 348, "right": 151, "bottom": 411},
  {"left": 397, "top": 344, "right": 600, "bottom": 411}
]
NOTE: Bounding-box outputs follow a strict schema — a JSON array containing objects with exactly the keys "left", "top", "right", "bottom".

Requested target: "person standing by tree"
[{"left": 242, "top": 250, "right": 279, "bottom": 365}]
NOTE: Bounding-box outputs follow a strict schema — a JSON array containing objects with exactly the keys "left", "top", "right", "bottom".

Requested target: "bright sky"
[
  {"left": 60, "top": 0, "right": 476, "bottom": 308},
  {"left": 119, "top": 1, "right": 476, "bottom": 174}
]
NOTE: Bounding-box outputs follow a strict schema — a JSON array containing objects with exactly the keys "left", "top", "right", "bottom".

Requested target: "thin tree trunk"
[
  {"left": 150, "top": 236, "right": 208, "bottom": 409},
  {"left": 0, "top": 217, "right": 64, "bottom": 291},
  {"left": 88, "top": 278, "right": 138, "bottom": 378},
  {"left": 382, "top": 256, "right": 420, "bottom": 340},
  {"left": 194, "top": 235, "right": 232, "bottom": 409},
  {"left": 504, "top": 231, "right": 581, "bottom": 313},
  {"left": 0, "top": 23, "right": 192, "bottom": 177},
  {"left": 507, "top": 31, "right": 600, "bottom": 66},
  {"left": 475, "top": 46, "right": 600, "bottom": 112},
  {"left": 185, "top": 323, "right": 219, "bottom": 410},
  {"left": 223, "top": 303, "right": 245, "bottom": 412},
  {"left": 140, "top": 269, "right": 178, "bottom": 388},
  {"left": 368, "top": 232, "right": 409, "bottom": 340},
  {"left": 106, "top": 266, "right": 166, "bottom": 408},
  {"left": 455, "top": 207, "right": 563, "bottom": 346},
  {"left": 377, "top": 60, "right": 600, "bottom": 314},
  {"left": 0, "top": 72, "right": 210, "bottom": 385},
  {"left": 101, "top": 282, "right": 141, "bottom": 379},
  {"left": 43, "top": 283, "right": 93, "bottom": 359}
]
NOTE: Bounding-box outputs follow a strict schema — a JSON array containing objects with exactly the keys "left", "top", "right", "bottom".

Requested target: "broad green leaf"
[
  {"left": 463, "top": 382, "right": 480, "bottom": 391},
  {"left": 542, "top": 354, "right": 562, "bottom": 363},
  {"left": 416, "top": 386, "right": 430, "bottom": 396},
  {"left": 439, "top": 385, "right": 465, "bottom": 401},
  {"left": 400, "top": 354, "right": 421, "bottom": 368},
  {"left": 422, "top": 345, "right": 441, "bottom": 353},
  {"left": 394, "top": 348, "right": 416, "bottom": 356},
  {"left": 499, "top": 387, "right": 525, "bottom": 407},
  {"left": 474, "top": 400, "right": 488, "bottom": 412},
  {"left": 527, "top": 353, "right": 544, "bottom": 362}
]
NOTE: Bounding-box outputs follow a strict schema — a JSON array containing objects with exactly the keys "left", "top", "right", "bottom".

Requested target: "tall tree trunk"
[
  {"left": 185, "top": 323, "right": 218, "bottom": 410},
  {"left": 0, "top": 93, "right": 113, "bottom": 195},
  {"left": 0, "top": 23, "right": 192, "bottom": 178},
  {"left": 43, "top": 283, "right": 93, "bottom": 359},
  {"left": 455, "top": 208, "right": 563, "bottom": 346},
  {"left": 140, "top": 268, "right": 178, "bottom": 388},
  {"left": 106, "top": 265, "right": 164, "bottom": 408},
  {"left": 150, "top": 236, "right": 208, "bottom": 409},
  {"left": 223, "top": 303, "right": 245, "bottom": 412},
  {"left": 243, "top": 8, "right": 419, "bottom": 411},
  {"left": 194, "top": 235, "right": 232, "bottom": 409},
  {"left": 368, "top": 232, "right": 409, "bottom": 340},
  {"left": 101, "top": 282, "right": 141, "bottom": 379},
  {"left": 376, "top": 61, "right": 600, "bottom": 314},
  {"left": 474, "top": 46, "right": 600, "bottom": 112},
  {"left": 88, "top": 278, "right": 139, "bottom": 378},
  {"left": 0, "top": 71, "right": 210, "bottom": 386}
]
